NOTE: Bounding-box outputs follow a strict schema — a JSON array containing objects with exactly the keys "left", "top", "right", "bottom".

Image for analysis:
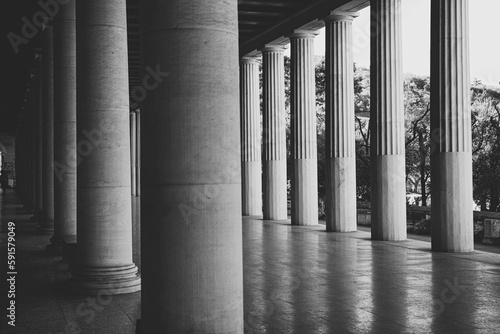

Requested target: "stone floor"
[{"left": 1, "top": 190, "right": 500, "bottom": 333}]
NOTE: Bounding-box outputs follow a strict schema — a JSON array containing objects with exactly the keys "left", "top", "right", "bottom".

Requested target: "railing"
[{"left": 356, "top": 201, "right": 500, "bottom": 243}]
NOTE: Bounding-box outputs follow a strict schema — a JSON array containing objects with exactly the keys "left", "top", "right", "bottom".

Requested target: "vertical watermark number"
[{"left": 6, "top": 221, "right": 16, "bottom": 327}]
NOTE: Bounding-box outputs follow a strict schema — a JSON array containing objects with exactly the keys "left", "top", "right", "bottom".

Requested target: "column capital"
[
  {"left": 240, "top": 56, "right": 259, "bottom": 64},
  {"left": 260, "top": 44, "right": 287, "bottom": 54},
  {"left": 324, "top": 11, "right": 359, "bottom": 22},
  {"left": 288, "top": 29, "right": 319, "bottom": 40}
]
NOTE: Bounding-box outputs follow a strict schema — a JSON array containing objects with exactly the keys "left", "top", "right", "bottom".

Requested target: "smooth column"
[
  {"left": 262, "top": 46, "right": 288, "bottom": 220},
  {"left": 290, "top": 31, "right": 318, "bottom": 226},
  {"left": 430, "top": 0, "right": 473, "bottom": 252},
  {"left": 140, "top": 0, "right": 243, "bottom": 332},
  {"left": 136, "top": 109, "right": 141, "bottom": 196},
  {"left": 370, "top": 0, "right": 407, "bottom": 241},
  {"left": 130, "top": 111, "right": 137, "bottom": 197},
  {"left": 324, "top": 12, "right": 358, "bottom": 232},
  {"left": 240, "top": 58, "right": 262, "bottom": 216},
  {"left": 38, "top": 25, "right": 55, "bottom": 236},
  {"left": 25, "top": 73, "right": 36, "bottom": 211},
  {"left": 51, "top": 0, "right": 77, "bottom": 252},
  {"left": 67, "top": 0, "right": 140, "bottom": 295},
  {"left": 34, "top": 51, "right": 43, "bottom": 221}
]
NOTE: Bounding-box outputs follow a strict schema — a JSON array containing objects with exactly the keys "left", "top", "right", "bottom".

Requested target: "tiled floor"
[{"left": 1, "top": 190, "right": 500, "bottom": 333}]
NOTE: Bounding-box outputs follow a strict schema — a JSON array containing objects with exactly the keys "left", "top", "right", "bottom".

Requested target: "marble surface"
[{"left": 1, "top": 191, "right": 499, "bottom": 333}]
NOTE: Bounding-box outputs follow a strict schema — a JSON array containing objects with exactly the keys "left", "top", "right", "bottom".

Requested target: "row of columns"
[
  {"left": 15, "top": 0, "right": 140, "bottom": 294},
  {"left": 16, "top": 0, "right": 242, "bottom": 331},
  {"left": 15, "top": 36, "right": 55, "bottom": 237},
  {"left": 240, "top": 17, "right": 358, "bottom": 229},
  {"left": 240, "top": 0, "right": 473, "bottom": 252},
  {"left": 12, "top": 0, "right": 473, "bottom": 332}
]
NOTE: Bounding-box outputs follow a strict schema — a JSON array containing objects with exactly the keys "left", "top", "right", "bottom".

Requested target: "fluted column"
[
  {"left": 140, "top": 0, "right": 243, "bottom": 332},
  {"left": 370, "top": 0, "right": 407, "bottom": 241},
  {"left": 130, "top": 111, "right": 137, "bottom": 197},
  {"left": 324, "top": 12, "right": 358, "bottom": 232},
  {"left": 430, "top": 0, "right": 473, "bottom": 252},
  {"left": 38, "top": 25, "right": 55, "bottom": 236},
  {"left": 66, "top": 0, "right": 140, "bottom": 295},
  {"left": 262, "top": 45, "right": 288, "bottom": 220},
  {"left": 240, "top": 58, "right": 262, "bottom": 216},
  {"left": 50, "top": 0, "right": 77, "bottom": 253},
  {"left": 290, "top": 31, "right": 318, "bottom": 226}
]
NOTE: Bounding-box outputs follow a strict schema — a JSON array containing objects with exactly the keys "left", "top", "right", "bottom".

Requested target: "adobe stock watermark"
[
  {"left": 433, "top": 277, "right": 466, "bottom": 314},
  {"left": 48, "top": 286, "right": 115, "bottom": 334},
  {"left": 7, "top": 0, "right": 71, "bottom": 54},
  {"left": 54, "top": 128, "right": 102, "bottom": 182},
  {"left": 245, "top": 258, "right": 313, "bottom": 333}
]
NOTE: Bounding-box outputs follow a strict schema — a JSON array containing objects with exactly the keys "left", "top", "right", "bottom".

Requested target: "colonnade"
[
  {"left": 239, "top": 0, "right": 473, "bottom": 253},
  {"left": 15, "top": 0, "right": 140, "bottom": 295},
  {"left": 11, "top": 0, "right": 473, "bottom": 332}
]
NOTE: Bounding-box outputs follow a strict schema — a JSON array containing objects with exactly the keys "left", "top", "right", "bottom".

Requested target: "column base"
[
  {"left": 371, "top": 155, "right": 407, "bottom": 241},
  {"left": 263, "top": 160, "right": 288, "bottom": 220},
  {"left": 242, "top": 161, "right": 263, "bottom": 216},
  {"left": 291, "top": 159, "right": 318, "bottom": 226},
  {"left": 431, "top": 152, "right": 474, "bottom": 253},
  {"left": 326, "top": 157, "right": 357, "bottom": 232},
  {"left": 65, "top": 264, "right": 141, "bottom": 295}
]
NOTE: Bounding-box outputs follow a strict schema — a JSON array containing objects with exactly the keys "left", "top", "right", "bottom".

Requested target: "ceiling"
[{"left": 0, "top": 0, "right": 368, "bottom": 136}]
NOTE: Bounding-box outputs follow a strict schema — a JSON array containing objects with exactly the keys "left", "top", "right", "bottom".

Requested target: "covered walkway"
[{"left": 1, "top": 191, "right": 499, "bottom": 334}]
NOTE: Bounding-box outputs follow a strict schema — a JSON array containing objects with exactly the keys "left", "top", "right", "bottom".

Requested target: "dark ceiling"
[{"left": 0, "top": 0, "right": 367, "bottom": 136}]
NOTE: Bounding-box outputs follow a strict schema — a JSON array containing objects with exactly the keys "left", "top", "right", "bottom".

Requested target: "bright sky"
[{"left": 307, "top": 0, "right": 500, "bottom": 87}]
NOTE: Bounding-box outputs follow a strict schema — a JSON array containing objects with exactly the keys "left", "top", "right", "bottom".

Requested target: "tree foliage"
[{"left": 260, "top": 55, "right": 500, "bottom": 212}]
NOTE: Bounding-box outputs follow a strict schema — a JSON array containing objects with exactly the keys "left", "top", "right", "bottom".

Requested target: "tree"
[
  {"left": 471, "top": 81, "right": 500, "bottom": 211},
  {"left": 404, "top": 75, "right": 431, "bottom": 206},
  {"left": 259, "top": 55, "right": 500, "bottom": 214},
  {"left": 353, "top": 65, "right": 371, "bottom": 200}
]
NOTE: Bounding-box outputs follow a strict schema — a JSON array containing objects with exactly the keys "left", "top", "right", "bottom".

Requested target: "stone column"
[
  {"left": 430, "top": 0, "right": 473, "bottom": 252},
  {"left": 50, "top": 0, "right": 77, "bottom": 252},
  {"left": 25, "top": 74, "right": 36, "bottom": 211},
  {"left": 130, "top": 111, "right": 137, "bottom": 197},
  {"left": 136, "top": 109, "right": 141, "bottom": 196},
  {"left": 67, "top": 0, "right": 140, "bottom": 295},
  {"left": 140, "top": 0, "right": 243, "bottom": 332},
  {"left": 38, "top": 25, "right": 55, "bottom": 236},
  {"left": 240, "top": 58, "right": 262, "bottom": 216},
  {"left": 289, "top": 30, "right": 318, "bottom": 226},
  {"left": 262, "top": 45, "right": 288, "bottom": 220},
  {"left": 370, "top": 0, "right": 407, "bottom": 241},
  {"left": 324, "top": 12, "right": 358, "bottom": 232},
  {"left": 15, "top": 99, "right": 26, "bottom": 201},
  {"left": 34, "top": 51, "right": 44, "bottom": 221}
]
